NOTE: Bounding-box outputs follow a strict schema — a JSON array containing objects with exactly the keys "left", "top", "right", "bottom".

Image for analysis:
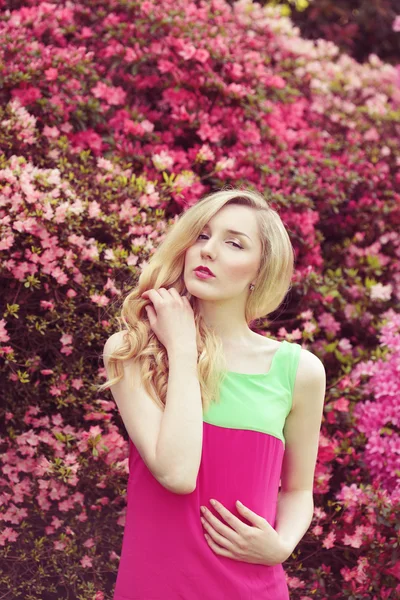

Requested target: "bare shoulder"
[
  {"left": 104, "top": 329, "right": 128, "bottom": 348},
  {"left": 103, "top": 330, "right": 129, "bottom": 360},
  {"left": 296, "top": 345, "right": 326, "bottom": 377},
  {"left": 291, "top": 345, "right": 326, "bottom": 412}
]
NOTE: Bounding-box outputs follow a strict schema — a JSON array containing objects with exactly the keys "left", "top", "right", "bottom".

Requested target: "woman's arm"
[
  {"left": 275, "top": 349, "right": 326, "bottom": 557},
  {"left": 156, "top": 345, "right": 203, "bottom": 493}
]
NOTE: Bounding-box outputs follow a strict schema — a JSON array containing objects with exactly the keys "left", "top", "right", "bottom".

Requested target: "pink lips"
[
  {"left": 194, "top": 266, "right": 215, "bottom": 276},
  {"left": 194, "top": 268, "right": 215, "bottom": 279}
]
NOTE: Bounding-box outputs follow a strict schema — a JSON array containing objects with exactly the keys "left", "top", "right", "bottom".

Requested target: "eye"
[{"left": 197, "top": 234, "right": 243, "bottom": 249}]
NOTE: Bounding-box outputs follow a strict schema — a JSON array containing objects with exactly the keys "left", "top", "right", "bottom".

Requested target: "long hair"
[{"left": 97, "top": 188, "right": 295, "bottom": 414}]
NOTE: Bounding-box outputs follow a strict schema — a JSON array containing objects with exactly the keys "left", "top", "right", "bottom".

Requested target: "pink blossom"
[
  {"left": 343, "top": 528, "right": 364, "bottom": 548},
  {"left": 195, "top": 49, "right": 210, "bottom": 63},
  {"left": 197, "top": 122, "right": 224, "bottom": 143},
  {"left": 312, "top": 524, "right": 323, "bottom": 536},
  {"left": 53, "top": 536, "right": 68, "bottom": 549},
  {"left": 61, "top": 333, "right": 73, "bottom": 344},
  {"left": 196, "top": 144, "right": 215, "bottom": 161},
  {"left": 92, "top": 82, "right": 126, "bottom": 105},
  {"left": 177, "top": 43, "right": 197, "bottom": 61},
  {"left": 71, "top": 378, "right": 84, "bottom": 390},
  {"left": 80, "top": 555, "right": 93, "bottom": 568},
  {"left": 140, "top": 119, "right": 154, "bottom": 133},
  {"left": 90, "top": 294, "right": 110, "bottom": 306},
  {"left": 393, "top": 16, "right": 400, "bottom": 32},
  {"left": 0, "top": 527, "right": 19, "bottom": 546},
  {"left": 333, "top": 397, "right": 350, "bottom": 412},
  {"left": 287, "top": 576, "right": 306, "bottom": 589},
  {"left": 370, "top": 282, "right": 392, "bottom": 301},
  {"left": 317, "top": 312, "right": 341, "bottom": 336},
  {"left": 152, "top": 150, "right": 174, "bottom": 171},
  {"left": 0, "top": 319, "right": 10, "bottom": 343},
  {"left": 322, "top": 531, "right": 336, "bottom": 549},
  {"left": 158, "top": 59, "right": 175, "bottom": 74},
  {"left": 314, "top": 506, "right": 327, "bottom": 519}
]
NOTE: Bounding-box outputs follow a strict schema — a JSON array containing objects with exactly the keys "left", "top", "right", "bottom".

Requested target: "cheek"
[
  {"left": 184, "top": 248, "right": 194, "bottom": 266},
  {"left": 224, "top": 259, "right": 256, "bottom": 282}
]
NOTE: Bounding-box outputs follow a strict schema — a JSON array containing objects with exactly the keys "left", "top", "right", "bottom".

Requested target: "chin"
[
  {"left": 186, "top": 282, "right": 216, "bottom": 299},
  {"left": 186, "top": 285, "right": 206, "bottom": 298}
]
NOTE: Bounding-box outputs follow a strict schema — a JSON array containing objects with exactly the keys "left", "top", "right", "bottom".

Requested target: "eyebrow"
[{"left": 203, "top": 225, "right": 252, "bottom": 241}]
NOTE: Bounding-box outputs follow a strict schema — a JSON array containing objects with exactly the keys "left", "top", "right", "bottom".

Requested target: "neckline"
[{"left": 224, "top": 340, "right": 286, "bottom": 377}]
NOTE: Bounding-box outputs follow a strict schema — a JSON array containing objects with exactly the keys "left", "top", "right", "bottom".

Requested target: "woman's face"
[{"left": 184, "top": 204, "right": 262, "bottom": 300}]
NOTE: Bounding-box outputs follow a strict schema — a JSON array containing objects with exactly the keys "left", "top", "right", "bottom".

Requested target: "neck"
[{"left": 193, "top": 296, "right": 254, "bottom": 345}]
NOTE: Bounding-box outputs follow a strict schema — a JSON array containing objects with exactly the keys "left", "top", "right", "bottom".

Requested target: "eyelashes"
[{"left": 197, "top": 234, "right": 243, "bottom": 249}]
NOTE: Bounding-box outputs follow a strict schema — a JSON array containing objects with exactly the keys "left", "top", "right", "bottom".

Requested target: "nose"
[{"left": 200, "top": 239, "right": 216, "bottom": 260}]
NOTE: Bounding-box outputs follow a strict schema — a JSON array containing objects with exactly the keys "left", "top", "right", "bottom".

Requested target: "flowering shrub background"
[
  {"left": 0, "top": 1, "right": 399, "bottom": 599},
  {"left": 257, "top": 0, "right": 400, "bottom": 66}
]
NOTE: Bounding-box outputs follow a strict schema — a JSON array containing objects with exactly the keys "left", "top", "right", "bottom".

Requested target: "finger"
[
  {"left": 209, "top": 500, "right": 247, "bottom": 534},
  {"left": 144, "top": 305, "right": 156, "bottom": 323},
  {"left": 236, "top": 501, "right": 267, "bottom": 528},
  {"left": 202, "top": 507, "right": 237, "bottom": 542},
  {"left": 141, "top": 289, "right": 153, "bottom": 299},
  {"left": 167, "top": 287, "right": 184, "bottom": 302},
  {"left": 156, "top": 288, "right": 169, "bottom": 299},
  {"left": 141, "top": 289, "right": 162, "bottom": 306},
  {"left": 202, "top": 518, "right": 234, "bottom": 551},
  {"left": 204, "top": 533, "right": 236, "bottom": 560}
]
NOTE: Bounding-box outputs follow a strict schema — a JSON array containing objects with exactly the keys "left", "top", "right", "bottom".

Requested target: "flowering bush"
[
  {"left": 0, "top": 1, "right": 399, "bottom": 598},
  {"left": 264, "top": 0, "right": 400, "bottom": 66}
]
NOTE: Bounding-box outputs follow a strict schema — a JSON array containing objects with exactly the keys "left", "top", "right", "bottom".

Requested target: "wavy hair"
[{"left": 97, "top": 188, "right": 295, "bottom": 414}]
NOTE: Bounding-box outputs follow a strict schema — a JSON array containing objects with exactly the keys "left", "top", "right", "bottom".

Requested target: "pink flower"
[
  {"left": 80, "top": 555, "right": 93, "bottom": 568},
  {"left": 312, "top": 524, "right": 323, "bottom": 536},
  {"left": 152, "top": 150, "right": 174, "bottom": 171},
  {"left": 0, "top": 319, "right": 10, "bottom": 343},
  {"left": 92, "top": 82, "right": 126, "bottom": 105},
  {"left": 333, "top": 397, "right": 350, "bottom": 412},
  {"left": 343, "top": 530, "right": 363, "bottom": 548},
  {"left": 0, "top": 527, "right": 19, "bottom": 546},
  {"left": 322, "top": 531, "right": 336, "bottom": 549},
  {"left": 393, "top": 16, "right": 400, "bottom": 32},
  {"left": 286, "top": 576, "right": 305, "bottom": 589},
  {"left": 370, "top": 282, "right": 392, "bottom": 301},
  {"left": 196, "top": 144, "right": 215, "bottom": 161},
  {"left": 177, "top": 43, "right": 196, "bottom": 61},
  {"left": 385, "top": 560, "right": 400, "bottom": 580},
  {"left": 195, "top": 49, "right": 210, "bottom": 63}
]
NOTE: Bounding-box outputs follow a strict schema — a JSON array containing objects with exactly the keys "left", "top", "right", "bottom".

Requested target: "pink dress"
[{"left": 113, "top": 339, "right": 302, "bottom": 599}]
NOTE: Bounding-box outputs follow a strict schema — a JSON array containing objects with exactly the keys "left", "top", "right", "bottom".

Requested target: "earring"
[{"left": 249, "top": 283, "right": 255, "bottom": 291}]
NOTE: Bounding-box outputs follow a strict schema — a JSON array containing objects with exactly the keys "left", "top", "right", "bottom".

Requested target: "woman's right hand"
[{"left": 141, "top": 288, "right": 197, "bottom": 354}]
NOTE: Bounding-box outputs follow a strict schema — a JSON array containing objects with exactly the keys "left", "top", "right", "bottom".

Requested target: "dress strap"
[
  {"left": 286, "top": 342, "right": 302, "bottom": 397},
  {"left": 273, "top": 341, "right": 302, "bottom": 410}
]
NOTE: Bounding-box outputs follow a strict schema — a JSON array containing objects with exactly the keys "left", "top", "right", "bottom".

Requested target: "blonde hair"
[{"left": 97, "top": 188, "right": 295, "bottom": 414}]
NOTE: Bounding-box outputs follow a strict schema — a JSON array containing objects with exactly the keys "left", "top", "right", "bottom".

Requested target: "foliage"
[{"left": 251, "top": 0, "right": 400, "bottom": 66}]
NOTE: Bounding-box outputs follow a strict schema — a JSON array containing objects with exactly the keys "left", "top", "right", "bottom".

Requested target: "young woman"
[{"left": 100, "top": 188, "right": 326, "bottom": 599}]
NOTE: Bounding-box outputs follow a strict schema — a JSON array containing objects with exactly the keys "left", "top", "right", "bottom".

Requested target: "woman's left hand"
[{"left": 200, "top": 499, "right": 292, "bottom": 566}]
